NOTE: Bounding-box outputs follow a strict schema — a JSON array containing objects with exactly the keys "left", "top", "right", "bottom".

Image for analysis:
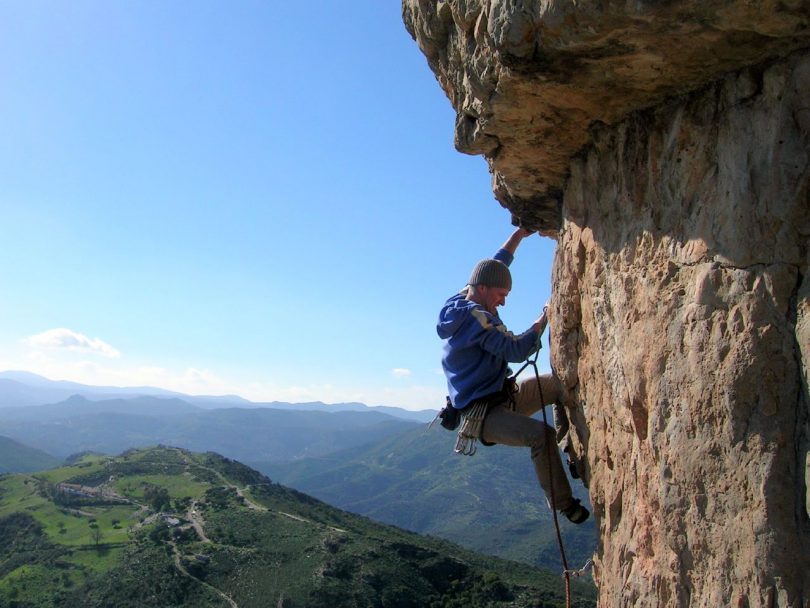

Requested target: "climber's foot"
[{"left": 561, "top": 499, "right": 589, "bottom": 524}]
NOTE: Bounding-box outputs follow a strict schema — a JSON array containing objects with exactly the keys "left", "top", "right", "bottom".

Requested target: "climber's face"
[{"left": 471, "top": 285, "right": 509, "bottom": 315}]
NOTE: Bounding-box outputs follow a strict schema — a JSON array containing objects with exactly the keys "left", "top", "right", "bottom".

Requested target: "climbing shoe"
[
  {"left": 561, "top": 499, "right": 590, "bottom": 524},
  {"left": 563, "top": 443, "right": 580, "bottom": 479}
]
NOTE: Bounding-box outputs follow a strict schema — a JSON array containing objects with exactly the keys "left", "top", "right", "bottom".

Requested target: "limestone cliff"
[{"left": 404, "top": 1, "right": 810, "bottom": 606}]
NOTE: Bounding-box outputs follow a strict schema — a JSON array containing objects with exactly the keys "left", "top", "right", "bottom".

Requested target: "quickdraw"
[{"left": 453, "top": 401, "right": 489, "bottom": 455}]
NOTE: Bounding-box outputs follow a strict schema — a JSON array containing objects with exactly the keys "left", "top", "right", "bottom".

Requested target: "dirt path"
[
  {"left": 233, "top": 485, "right": 266, "bottom": 512},
  {"left": 186, "top": 500, "right": 211, "bottom": 543},
  {"left": 170, "top": 540, "right": 238, "bottom": 608},
  {"left": 173, "top": 448, "right": 267, "bottom": 511},
  {"left": 171, "top": 448, "right": 346, "bottom": 534}
]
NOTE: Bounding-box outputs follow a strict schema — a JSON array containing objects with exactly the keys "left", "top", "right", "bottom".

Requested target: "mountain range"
[
  {"left": 0, "top": 370, "right": 432, "bottom": 463},
  {"left": 0, "top": 371, "right": 597, "bottom": 575},
  {"left": 0, "top": 370, "right": 435, "bottom": 421},
  {"left": 0, "top": 394, "right": 420, "bottom": 462}
]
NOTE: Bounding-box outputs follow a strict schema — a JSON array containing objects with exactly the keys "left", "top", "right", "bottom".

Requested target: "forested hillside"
[
  {"left": 0, "top": 436, "right": 61, "bottom": 474},
  {"left": 0, "top": 446, "right": 596, "bottom": 607},
  {"left": 259, "top": 426, "right": 597, "bottom": 571}
]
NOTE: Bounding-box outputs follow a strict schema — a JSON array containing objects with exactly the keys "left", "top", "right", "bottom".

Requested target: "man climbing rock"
[{"left": 437, "top": 226, "right": 589, "bottom": 524}]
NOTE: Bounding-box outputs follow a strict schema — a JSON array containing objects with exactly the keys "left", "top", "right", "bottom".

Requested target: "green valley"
[
  {"left": 256, "top": 426, "right": 597, "bottom": 572},
  {"left": 0, "top": 446, "right": 596, "bottom": 607}
]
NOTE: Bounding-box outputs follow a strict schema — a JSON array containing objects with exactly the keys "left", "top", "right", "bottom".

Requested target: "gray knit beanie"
[{"left": 468, "top": 259, "right": 512, "bottom": 290}]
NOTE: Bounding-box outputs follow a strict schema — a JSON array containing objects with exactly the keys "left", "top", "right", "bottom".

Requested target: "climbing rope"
[{"left": 512, "top": 308, "right": 573, "bottom": 608}]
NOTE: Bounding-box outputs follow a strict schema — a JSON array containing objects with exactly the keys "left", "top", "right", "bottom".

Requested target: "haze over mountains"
[
  {"left": 0, "top": 370, "right": 434, "bottom": 460},
  {"left": 0, "top": 372, "right": 427, "bottom": 463},
  {"left": 0, "top": 370, "right": 435, "bottom": 420}
]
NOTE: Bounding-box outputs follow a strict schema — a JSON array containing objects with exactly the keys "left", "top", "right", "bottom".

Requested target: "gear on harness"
[
  {"left": 435, "top": 396, "right": 460, "bottom": 431},
  {"left": 453, "top": 401, "right": 489, "bottom": 455},
  {"left": 430, "top": 377, "right": 516, "bottom": 452}
]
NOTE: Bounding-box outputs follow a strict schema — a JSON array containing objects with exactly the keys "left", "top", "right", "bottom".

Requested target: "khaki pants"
[{"left": 480, "top": 373, "right": 573, "bottom": 511}]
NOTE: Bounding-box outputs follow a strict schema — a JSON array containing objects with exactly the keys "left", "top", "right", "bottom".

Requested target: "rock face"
[
  {"left": 554, "top": 55, "right": 810, "bottom": 606},
  {"left": 404, "top": 1, "right": 810, "bottom": 606}
]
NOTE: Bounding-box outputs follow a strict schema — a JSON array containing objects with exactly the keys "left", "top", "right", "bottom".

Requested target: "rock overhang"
[{"left": 403, "top": 0, "right": 810, "bottom": 234}]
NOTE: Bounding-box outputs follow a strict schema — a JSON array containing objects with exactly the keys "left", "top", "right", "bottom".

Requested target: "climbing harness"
[{"left": 451, "top": 377, "right": 516, "bottom": 455}]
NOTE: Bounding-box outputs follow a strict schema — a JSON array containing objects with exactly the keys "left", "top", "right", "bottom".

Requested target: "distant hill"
[
  {"left": 256, "top": 425, "right": 597, "bottom": 572},
  {"left": 0, "top": 435, "right": 62, "bottom": 473},
  {"left": 0, "top": 370, "right": 435, "bottom": 421},
  {"left": 0, "top": 377, "right": 78, "bottom": 409},
  {"left": 260, "top": 400, "right": 436, "bottom": 423},
  {"left": 0, "top": 394, "right": 203, "bottom": 421},
  {"left": 0, "top": 446, "right": 596, "bottom": 607},
  {"left": 0, "top": 396, "right": 421, "bottom": 461},
  {"left": 0, "top": 371, "right": 184, "bottom": 407}
]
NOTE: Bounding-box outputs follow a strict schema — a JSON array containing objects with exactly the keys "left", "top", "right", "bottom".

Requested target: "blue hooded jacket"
[{"left": 437, "top": 248, "right": 540, "bottom": 409}]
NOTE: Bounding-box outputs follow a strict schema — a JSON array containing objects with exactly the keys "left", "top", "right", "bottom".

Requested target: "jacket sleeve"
[
  {"left": 469, "top": 309, "right": 540, "bottom": 363},
  {"left": 493, "top": 248, "right": 514, "bottom": 266}
]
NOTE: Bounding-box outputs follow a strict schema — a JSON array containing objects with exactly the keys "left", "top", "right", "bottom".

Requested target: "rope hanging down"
[{"left": 512, "top": 307, "right": 575, "bottom": 608}]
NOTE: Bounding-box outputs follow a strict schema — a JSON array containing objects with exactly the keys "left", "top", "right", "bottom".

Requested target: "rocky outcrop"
[
  {"left": 403, "top": 0, "right": 810, "bottom": 234},
  {"left": 404, "top": 1, "right": 810, "bottom": 606}
]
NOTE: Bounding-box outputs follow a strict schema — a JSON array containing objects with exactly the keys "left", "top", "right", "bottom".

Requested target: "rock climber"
[{"left": 436, "top": 226, "right": 589, "bottom": 524}]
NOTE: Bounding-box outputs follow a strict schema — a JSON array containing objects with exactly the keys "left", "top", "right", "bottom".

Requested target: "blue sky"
[{"left": 0, "top": 1, "right": 555, "bottom": 410}]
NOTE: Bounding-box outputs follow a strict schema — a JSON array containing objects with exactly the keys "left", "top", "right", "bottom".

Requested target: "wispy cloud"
[
  {"left": 391, "top": 368, "right": 412, "bottom": 378},
  {"left": 26, "top": 328, "right": 121, "bottom": 358}
]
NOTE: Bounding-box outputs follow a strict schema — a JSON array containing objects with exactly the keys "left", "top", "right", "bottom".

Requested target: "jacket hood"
[{"left": 437, "top": 295, "right": 478, "bottom": 339}]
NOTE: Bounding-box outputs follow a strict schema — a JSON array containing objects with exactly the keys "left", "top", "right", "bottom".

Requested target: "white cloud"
[
  {"left": 26, "top": 328, "right": 121, "bottom": 358},
  {"left": 391, "top": 368, "right": 412, "bottom": 378}
]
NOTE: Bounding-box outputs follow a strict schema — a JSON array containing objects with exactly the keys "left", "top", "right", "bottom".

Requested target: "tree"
[
  {"left": 143, "top": 485, "right": 171, "bottom": 511},
  {"left": 90, "top": 526, "right": 103, "bottom": 546}
]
